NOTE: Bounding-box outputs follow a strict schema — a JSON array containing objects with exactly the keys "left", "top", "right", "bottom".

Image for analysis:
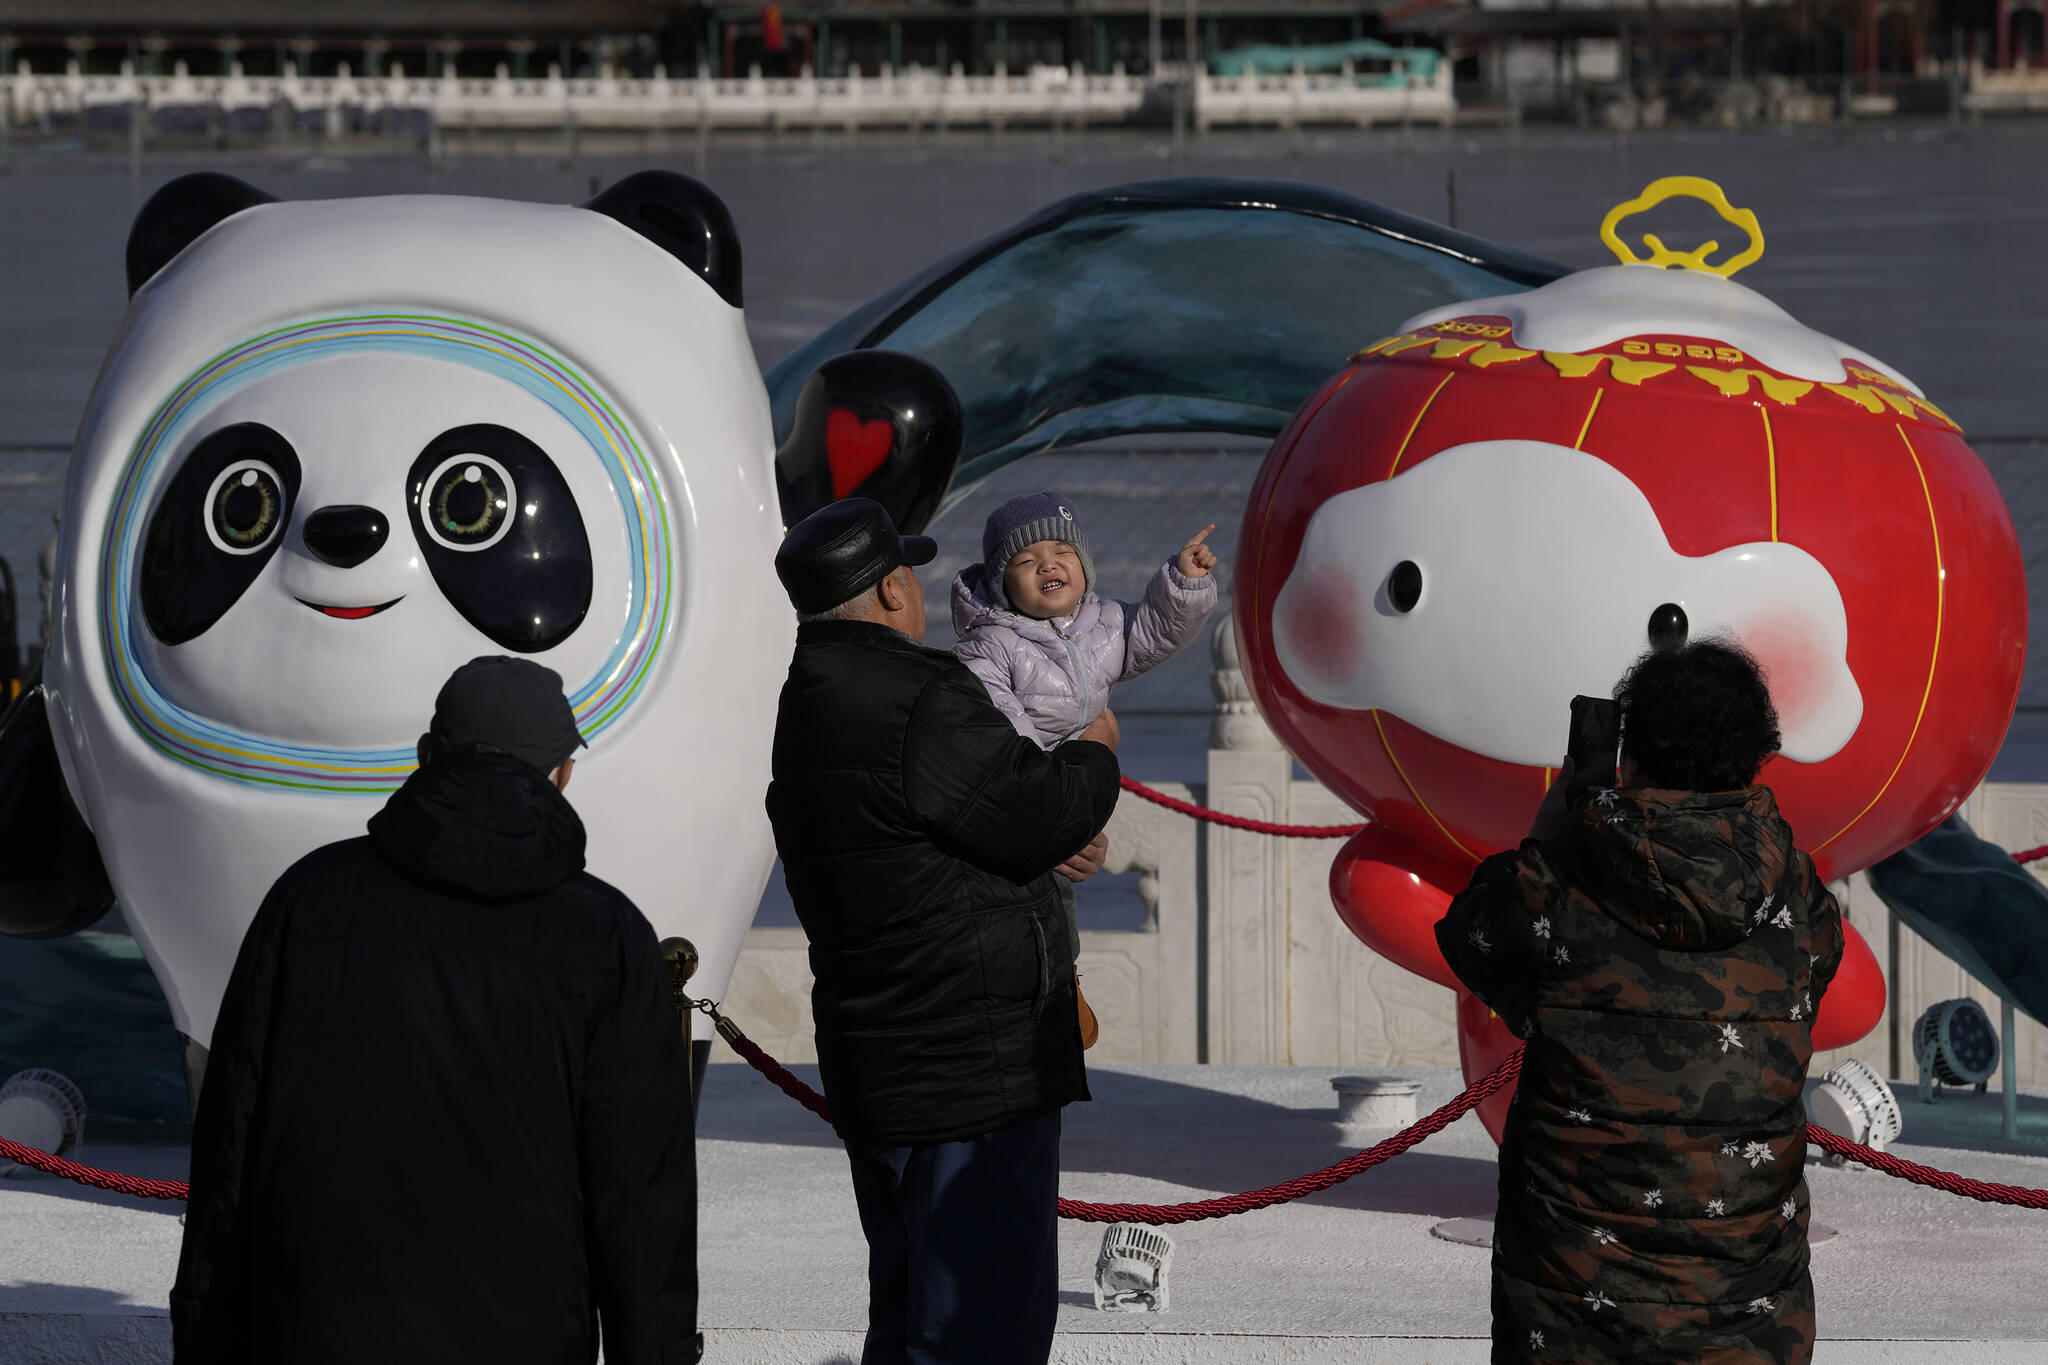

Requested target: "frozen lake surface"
[{"left": 0, "top": 127, "right": 2042, "bottom": 1117}]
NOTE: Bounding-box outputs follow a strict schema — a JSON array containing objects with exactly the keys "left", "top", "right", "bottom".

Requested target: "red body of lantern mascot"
[{"left": 1235, "top": 178, "right": 2027, "bottom": 1137}]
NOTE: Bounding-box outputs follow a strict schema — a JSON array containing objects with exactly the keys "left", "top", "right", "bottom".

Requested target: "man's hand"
[
  {"left": 1079, "top": 707, "right": 1121, "bottom": 753},
  {"left": 1177, "top": 524, "right": 1220, "bottom": 579},
  {"left": 1528, "top": 758, "right": 1576, "bottom": 842},
  {"left": 1056, "top": 831, "right": 1108, "bottom": 883}
]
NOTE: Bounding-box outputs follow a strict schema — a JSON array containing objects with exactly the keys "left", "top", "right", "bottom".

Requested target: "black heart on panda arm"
[
  {"left": 774, "top": 350, "right": 963, "bottom": 535},
  {"left": 582, "top": 171, "right": 743, "bottom": 309},
  {"left": 126, "top": 173, "right": 279, "bottom": 296}
]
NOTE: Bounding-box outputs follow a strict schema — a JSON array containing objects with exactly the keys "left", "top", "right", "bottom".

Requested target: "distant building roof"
[{"left": 1384, "top": 0, "right": 1749, "bottom": 37}]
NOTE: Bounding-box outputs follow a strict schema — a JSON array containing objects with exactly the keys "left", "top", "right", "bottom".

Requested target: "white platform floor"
[{"left": 3, "top": 1062, "right": 2046, "bottom": 1362}]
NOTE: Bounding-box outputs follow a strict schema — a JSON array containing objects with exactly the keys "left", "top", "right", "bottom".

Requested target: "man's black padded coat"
[
  {"left": 767, "top": 618, "right": 1122, "bottom": 1147},
  {"left": 171, "top": 749, "right": 699, "bottom": 1365}
]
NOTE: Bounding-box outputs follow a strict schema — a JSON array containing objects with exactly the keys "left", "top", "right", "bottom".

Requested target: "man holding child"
[{"left": 767, "top": 496, "right": 1125, "bottom": 1365}]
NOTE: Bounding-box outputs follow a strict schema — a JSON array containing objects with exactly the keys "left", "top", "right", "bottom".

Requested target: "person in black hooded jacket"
[
  {"left": 172, "top": 656, "right": 699, "bottom": 1365},
  {"left": 1437, "top": 641, "right": 1843, "bottom": 1365},
  {"left": 767, "top": 498, "right": 1122, "bottom": 1365}
]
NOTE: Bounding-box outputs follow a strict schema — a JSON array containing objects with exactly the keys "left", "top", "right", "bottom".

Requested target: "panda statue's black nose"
[{"left": 302, "top": 505, "right": 389, "bottom": 569}]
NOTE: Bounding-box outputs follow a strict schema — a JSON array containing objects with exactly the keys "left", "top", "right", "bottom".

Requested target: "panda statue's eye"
[
  {"left": 419, "top": 454, "right": 516, "bottom": 552},
  {"left": 141, "top": 424, "right": 302, "bottom": 645},
  {"left": 206, "top": 462, "right": 286, "bottom": 554},
  {"left": 407, "top": 425, "right": 591, "bottom": 653}
]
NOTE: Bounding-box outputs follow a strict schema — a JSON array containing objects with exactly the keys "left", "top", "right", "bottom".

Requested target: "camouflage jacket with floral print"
[{"left": 1438, "top": 785, "right": 1845, "bottom": 1365}]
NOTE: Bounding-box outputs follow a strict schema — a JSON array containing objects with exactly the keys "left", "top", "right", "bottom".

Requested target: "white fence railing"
[
  {"left": 1967, "top": 66, "right": 2048, "bottom": 112},
  {"left": 0, "top": 56, "right": 1453, "bottom": 135},
  {"left": 1, "top": 60, "right": 1144, "bottom": 133}
]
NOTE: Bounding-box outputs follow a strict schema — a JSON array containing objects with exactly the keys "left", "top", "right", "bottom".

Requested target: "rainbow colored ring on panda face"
[{"left": 98, "top": 313, "right": 674, "bottom": 794}]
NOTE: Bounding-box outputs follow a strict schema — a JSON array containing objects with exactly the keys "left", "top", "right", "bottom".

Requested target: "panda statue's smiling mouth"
[{"left": 296, "top": 597, "right": 404, "bottom": 621}]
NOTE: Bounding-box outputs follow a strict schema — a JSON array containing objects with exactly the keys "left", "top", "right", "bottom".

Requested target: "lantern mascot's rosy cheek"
[{"left": 1239, "top": 177, "right": 2024, "bottom": 1139}]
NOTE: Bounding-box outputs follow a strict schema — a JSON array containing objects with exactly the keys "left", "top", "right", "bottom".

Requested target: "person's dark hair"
[{"left": 1614, "top": 639, "right": 1781, "bottom": 791}]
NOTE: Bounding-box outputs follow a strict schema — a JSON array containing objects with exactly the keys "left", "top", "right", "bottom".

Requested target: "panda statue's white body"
[{"left": 43, "top": 185, "right": 790, "bottom": 1050}]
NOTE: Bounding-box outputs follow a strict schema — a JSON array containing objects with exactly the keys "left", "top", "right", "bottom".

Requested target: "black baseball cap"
[
  {"left": 426, "top": 656, "right": 587, "bottom": 774},
  {"left": 774, "top": 497, "right": 936, "bottom": 616}
]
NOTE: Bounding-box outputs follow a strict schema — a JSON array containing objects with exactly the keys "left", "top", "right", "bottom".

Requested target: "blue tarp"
[{"left": 1205, "top": 40, "right": 1442, "bottom": 82}]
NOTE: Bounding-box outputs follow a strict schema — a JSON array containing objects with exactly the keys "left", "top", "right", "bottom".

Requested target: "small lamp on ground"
[
  {"left": 1913, "top": 997, "right": 2000, "bottom": 1104},
  {"left": 1808, "top": 1057, "right": 1903, "bottom": 1168},
  {"left": 1095, "top": 1222, "right": 1174, "bottom": 1312},
  {"left": 0, "top": 1068, "right": 87, "bottom": 1177}
]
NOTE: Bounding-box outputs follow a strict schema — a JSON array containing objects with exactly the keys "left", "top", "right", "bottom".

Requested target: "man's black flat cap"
[
  {"left": 775, "top": 497, "right": 936, "bottom": 616},
  {"left": 427, "top": 656, "right": 588, "bottom": 774}
]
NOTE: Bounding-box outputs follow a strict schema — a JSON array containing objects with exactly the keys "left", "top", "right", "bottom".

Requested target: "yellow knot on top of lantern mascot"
[{"left": 1599, "top": 175, "right": 1764, "bottom": 279}]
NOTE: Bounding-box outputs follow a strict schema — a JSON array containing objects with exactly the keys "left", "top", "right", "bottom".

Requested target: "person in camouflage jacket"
[{"left": 1438, "top": 641, "right": 1845, "bottom": 1365}]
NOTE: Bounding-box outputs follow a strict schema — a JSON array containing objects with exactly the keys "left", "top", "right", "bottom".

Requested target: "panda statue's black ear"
[
  {"left": 126, "top": 173, "right": 279, "bottom": 295},
  {"left": 583, "top": 171, "right": 744, "bottom": 309},
  {"left": 776, "top": 350, "right": 962, "bottom": 533}
]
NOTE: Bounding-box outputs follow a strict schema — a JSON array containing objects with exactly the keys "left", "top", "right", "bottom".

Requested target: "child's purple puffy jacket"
[{"left": 950, "top": 558, "right": 1218, "bottom": 749}]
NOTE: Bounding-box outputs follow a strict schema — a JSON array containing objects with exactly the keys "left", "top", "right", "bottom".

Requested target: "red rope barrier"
[
  {"left": 11, "top": 1011, "right": 2048, "bottom": 1221},
  {"left": 1119, "top": 777, "right": 2048, "bottom": 867},
  {"left": 0, "top": 1136, "right": 188, "bottom": 1201},
  {"left": 1804, "top": 1122, "right": 2048, "bottom": 1208},
  {"left": 1119, "top": 776, "right": 1364, "bottom": 839},
  {"left": 722, "top": 1015, "right": 1522, "bottom": 1224},
  {"left": 1059, "top": 1049, "right": 1523, "bottom": 1224},
  {"left": 710, "top": 1026, "right": 2048, "bottom": 1223},
  {"left": 721, "top": 1027, "right": 834, "bottom": 1126}
]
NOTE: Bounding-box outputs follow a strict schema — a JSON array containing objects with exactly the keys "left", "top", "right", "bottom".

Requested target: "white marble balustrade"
[
  {"left": 1, "top": 58, "right": 1153, "bottom": 134},
  {"left": 0, "top": 53, "right": 1486, "bottom": 135}
]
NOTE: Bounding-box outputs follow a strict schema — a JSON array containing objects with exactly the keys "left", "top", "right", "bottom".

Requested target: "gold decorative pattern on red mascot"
[{"left": 1355, "top": 326, "right": 1960, "bottom": 431}]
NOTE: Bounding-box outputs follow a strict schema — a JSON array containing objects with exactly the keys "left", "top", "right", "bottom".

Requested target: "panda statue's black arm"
[{"left": 0, "top": 671, "right": 116, "bottom": 938}]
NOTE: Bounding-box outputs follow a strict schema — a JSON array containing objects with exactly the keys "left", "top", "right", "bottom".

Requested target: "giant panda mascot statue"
[{"left": 0, "top": 171, "right": 960, "bottom": 1090}]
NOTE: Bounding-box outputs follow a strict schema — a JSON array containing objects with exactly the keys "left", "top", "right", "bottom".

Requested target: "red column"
[{"left": 1996, "top": 0, "right": 2011, "bottom": 69}]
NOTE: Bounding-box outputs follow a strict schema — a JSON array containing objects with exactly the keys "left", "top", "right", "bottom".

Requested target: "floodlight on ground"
[
  {"left": 1808, "top": 1057, "right": 1902, "bottom": 1165},
  {"left": 1095, "top": 1221, "right": 1173, "bottom": 1313},
  {"left": 0, "top": 1068, "right": 87, "bottom": 1177},
  {"left": 1913, "top": 997, "right": 2000, "bottom": 1103}
]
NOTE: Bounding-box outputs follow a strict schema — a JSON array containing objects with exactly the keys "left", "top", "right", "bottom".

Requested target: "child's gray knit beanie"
[{"left": 982, "top": 491, "right": 1094, "bottom": 607}]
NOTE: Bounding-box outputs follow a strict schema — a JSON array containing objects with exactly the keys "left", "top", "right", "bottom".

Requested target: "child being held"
[
  {"left": 951, "top": 490, "right": 1220, "bottom": 750},
  {"left": 952, "top": 491, "right": 1220, "bottom": 1048}
]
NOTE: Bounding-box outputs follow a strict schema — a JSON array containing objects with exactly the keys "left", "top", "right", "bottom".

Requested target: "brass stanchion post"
[{"left": 659, "top": 936, "right": 700, "bottom": 1097}]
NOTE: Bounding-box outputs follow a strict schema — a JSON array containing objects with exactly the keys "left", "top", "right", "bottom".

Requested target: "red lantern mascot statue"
[{"left": 1236, "top": 177, "right": 2027, "bottom": 1138}]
